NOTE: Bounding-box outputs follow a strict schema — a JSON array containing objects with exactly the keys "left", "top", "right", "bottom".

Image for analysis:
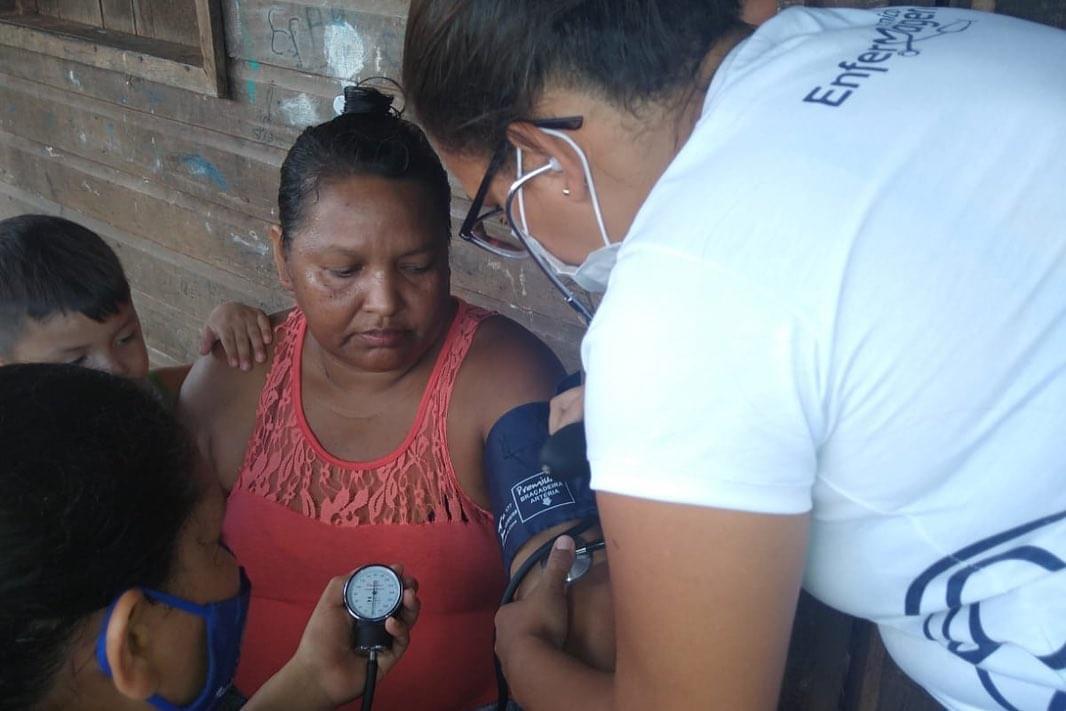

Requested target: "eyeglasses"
[{"left": 458, "top": 116, "right": 584, "bottom": 259}]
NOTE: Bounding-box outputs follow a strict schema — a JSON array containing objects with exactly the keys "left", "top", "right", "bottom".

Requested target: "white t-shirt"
[{"left": 582, "top": 7, "right": 1066, "bottom": 710}]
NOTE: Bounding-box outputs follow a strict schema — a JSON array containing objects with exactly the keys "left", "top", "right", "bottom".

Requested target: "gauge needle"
[{"left": 371, "top": 581, "right": 378, "bottom": 613}]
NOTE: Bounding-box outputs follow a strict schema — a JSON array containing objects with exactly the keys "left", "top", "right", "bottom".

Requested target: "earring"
[{"left": 562, "top": 188, "right": 572, "bottom": 197}]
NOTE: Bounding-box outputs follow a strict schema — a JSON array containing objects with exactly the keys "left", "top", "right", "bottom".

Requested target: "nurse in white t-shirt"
[{"left": 404, "top": 1, "right": 1066, "bottom": 709}]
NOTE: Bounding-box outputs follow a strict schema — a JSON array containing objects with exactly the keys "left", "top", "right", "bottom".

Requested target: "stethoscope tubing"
[{"left": 504, "top": 165, "right": 595, "bottom": 325}]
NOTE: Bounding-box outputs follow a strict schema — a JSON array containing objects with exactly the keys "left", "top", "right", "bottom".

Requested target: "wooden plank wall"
[
  {"left": 36, "top": 0, "right": 101, "bottom": 25},
  {"left": 995, "top": 0, "right": 1066, "bottom": 26},
  {"left": 133, "top": 0, "right": 201, "bottom": 46},
  {"left": 0, "top": 0, "right": 588, "bottom": 369},
  {"left": 99, "top": 0, "right": 135, "bottom": 34}
]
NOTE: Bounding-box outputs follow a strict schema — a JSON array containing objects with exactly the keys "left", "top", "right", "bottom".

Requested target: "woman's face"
[{"left": 276, "top": 175, "right": 452, "bottom": 373}]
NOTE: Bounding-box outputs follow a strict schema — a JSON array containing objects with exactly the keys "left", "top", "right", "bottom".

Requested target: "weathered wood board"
[
  {"left": 100, "top": 0, "right": 135, "bottom": 34},
  {"left": 37, "top": 0, "right": 102, "bottom": 25},
  {"left": 221, "top": 0, "right": 406, "bottom": 88},
  {"left": 134, "top": 0, "right": 200, "bottom": 47},
  {"left": 996, "top": 0, "right": 1066, "bottom": 27}
]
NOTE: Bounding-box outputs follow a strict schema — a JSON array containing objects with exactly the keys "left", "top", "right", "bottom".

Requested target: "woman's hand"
[
  {"left": 250, "top": 566, "right": 420, "bottom": 710},
  {"left": 496, "top": 537, "right": 576, "bottom": 674},
  {"left": 199, "top": 302, "right": 273, "bottom": 371},
  {"left": 549, "top": 386, "right": 585, "bottom": 435}
]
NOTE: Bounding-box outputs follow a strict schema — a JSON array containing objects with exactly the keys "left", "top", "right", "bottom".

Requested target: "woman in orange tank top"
[{"left": 180, "top": 87, "right": 563, "bottom": 710}]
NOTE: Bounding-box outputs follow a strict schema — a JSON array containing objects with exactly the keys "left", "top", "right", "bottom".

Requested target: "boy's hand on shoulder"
[{"left": 200, "top": 302, "right": 272, "bottom": 371}]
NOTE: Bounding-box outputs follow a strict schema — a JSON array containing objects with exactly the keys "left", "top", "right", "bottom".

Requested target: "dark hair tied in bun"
[
  {"left": 277, "top": 78, "right": 451, "bottom": 250},
  {"left": 342, "top": 85, "right": 397, "bottom": 117}
]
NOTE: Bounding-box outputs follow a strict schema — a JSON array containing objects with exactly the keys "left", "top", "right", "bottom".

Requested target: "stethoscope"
[
  {"left": 344, "top": 457, "right": 601, "bottom": 711},
  {"left": 343, "top": 398, "right": 601, "bottom": 711},
  {"left": 489, "top": 157, "right": 607, "bottom": 710},
  {"left": 493, "top": 372, "right": 605, "bottom": 711},
  {"left": 503, "top": 160, "right": 595, "bottom": 326},
  {"left": 343, "top": 564, "right": 404, "bottom": 711}
]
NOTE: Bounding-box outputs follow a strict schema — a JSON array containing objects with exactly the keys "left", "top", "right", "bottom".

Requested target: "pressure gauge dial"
[{"left": 344, "top": 565, "right": 403, "bottom": 623}]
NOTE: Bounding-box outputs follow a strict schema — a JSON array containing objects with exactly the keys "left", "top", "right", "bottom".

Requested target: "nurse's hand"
[
  {"left": 495, "top": 536, "right": 576, "bottom": 673},
  {"left": 549, "top": 385, "right": 585, "bottom": 434},
  {"left": 250, "top": 566, "right": 420, "bottom": 710}
]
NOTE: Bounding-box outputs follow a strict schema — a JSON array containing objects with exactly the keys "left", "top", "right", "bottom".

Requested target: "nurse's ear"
[
  {"left": 103, "top": 589, "right": 162, "bottom": 701},
  {"left": 506, "top": 122, "right": 590, "bottom": 203}
]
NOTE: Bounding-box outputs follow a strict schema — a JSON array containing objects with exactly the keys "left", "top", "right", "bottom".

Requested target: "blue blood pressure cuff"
[{"left": 484, "top": 401, "right": 598, "bottom": 573}]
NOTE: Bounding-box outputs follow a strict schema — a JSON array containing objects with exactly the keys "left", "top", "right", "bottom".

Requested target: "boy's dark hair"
[
  {"left": 402, "top": 0, "right": 743, "bottom": 157},
  {"left": 0, "top": 215, "right": 131, "bottom": 355},
  {"left": 278, "top": 85, "right": 452, "bottom": 249},
  {"left": 0, "top": 363, "right": 200, "bottom": 710}
]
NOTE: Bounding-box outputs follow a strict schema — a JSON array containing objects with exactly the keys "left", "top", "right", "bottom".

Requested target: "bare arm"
[
  {"left": 497, "top": 494, "right": 808, "bottom": 710},
  {"left": 450, "top": 313, "right": 564, "bottom": 507},
  {"left": 148, "top": 364, "right": 191, "bottom": 401},
  {"left": 451, "top": 315, "right": 616, "bottom": 669},
  {"left": 509, "top": 519, "right": 614, "bottom": 672},
  {"left": 178, "top": 343, "right": 271, "bottom": 491}
]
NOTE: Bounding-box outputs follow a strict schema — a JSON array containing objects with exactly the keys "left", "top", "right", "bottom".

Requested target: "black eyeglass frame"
[{"left": 458, "top": 116, "right": 584, "bottom": 258}]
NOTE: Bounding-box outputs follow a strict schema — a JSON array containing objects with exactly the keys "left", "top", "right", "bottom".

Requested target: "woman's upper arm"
[
  {"left": 150, "top": 364, "right": 192, "bottom": 397},
  {"left": 599, "top": 493, "right": 809, "bottom": 710},
  {"left": 178, "top": 350, "right": 263, "bottom": 491},
  {"left": 466, "top": 314, "right": 566, "bottom": 435},
  {"left": 178, "top": 353, "right": 226, "bottom": 482}
]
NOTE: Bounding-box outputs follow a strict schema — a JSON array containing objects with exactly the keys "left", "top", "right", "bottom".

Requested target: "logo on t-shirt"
[
  {"left": 904, "top": 509, "right": 1066, "bottom": 710},
  {"left": 804, "top": 8, "right": 974, "bottom": 108}
]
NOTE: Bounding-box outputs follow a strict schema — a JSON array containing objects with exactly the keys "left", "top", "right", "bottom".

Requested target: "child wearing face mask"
[
  {"left": 0, "top": 363, "right": 419, "bottom": 711},
  {"left": 0, "top": 214, "right": 276, "bottom": 401}
]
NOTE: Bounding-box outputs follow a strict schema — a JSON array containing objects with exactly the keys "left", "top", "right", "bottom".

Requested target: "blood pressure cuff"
[{"left": 484, "top": 401, "right": 599, "bottom": 573}]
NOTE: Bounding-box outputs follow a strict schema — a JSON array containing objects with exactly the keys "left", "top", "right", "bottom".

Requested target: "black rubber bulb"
[{"left": 539, "top": 421, "right": 590, "bottom": 483}]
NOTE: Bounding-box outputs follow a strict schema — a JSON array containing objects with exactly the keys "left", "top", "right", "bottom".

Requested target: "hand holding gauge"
[
  {"left": 272, "top": 566, "right": 417, "bottom": 711},
  {"left": 343, "top": 564, "right": 407, "bottom": 711}
]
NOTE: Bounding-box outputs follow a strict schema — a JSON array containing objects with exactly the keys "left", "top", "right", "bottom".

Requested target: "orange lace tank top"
[{"left": 222, "top": 300, "right": 508, "bottom": 710}]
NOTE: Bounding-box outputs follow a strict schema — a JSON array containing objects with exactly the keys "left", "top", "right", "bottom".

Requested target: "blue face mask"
[{"left": 96, "top": 568, "right": 251, "bottom": 711}]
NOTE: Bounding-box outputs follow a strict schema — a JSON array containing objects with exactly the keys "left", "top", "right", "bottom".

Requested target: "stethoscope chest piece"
[
  {"left": 538, "top": 534, "right": 606, "bottom": 585},
  {"left": 343, "top": 564, "right": 403, "bottom": 653}
]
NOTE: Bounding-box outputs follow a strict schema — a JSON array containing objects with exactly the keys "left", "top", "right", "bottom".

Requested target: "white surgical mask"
[
  {"left": 515, "top": 130, "right": 619, "bottom": 293},
  {"left": 524, "top": 235, "right": 620, "bottom": 293}
]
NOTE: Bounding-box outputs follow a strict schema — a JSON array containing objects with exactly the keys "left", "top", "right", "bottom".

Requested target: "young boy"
[{"left": 0, "top": 214, "right": 273, "bottom": 400}]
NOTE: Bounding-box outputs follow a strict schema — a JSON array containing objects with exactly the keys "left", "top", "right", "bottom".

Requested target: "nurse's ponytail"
[{"left": 402, "top": 0, "right": 743, "bottom": 158}]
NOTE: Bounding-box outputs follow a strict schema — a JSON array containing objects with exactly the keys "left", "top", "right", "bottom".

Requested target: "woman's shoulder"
[
  {"left": 458, "top": 311, "right": 566, "bottom": 431},
  {"left": 177, "top": 308, "right": 294, "bottom": 483},
  {"left": 470, "top": 312, "right": 564, "bottom": 383},
  {"left": 180, "top": 308, "right": 294, "bottom": 412}
]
